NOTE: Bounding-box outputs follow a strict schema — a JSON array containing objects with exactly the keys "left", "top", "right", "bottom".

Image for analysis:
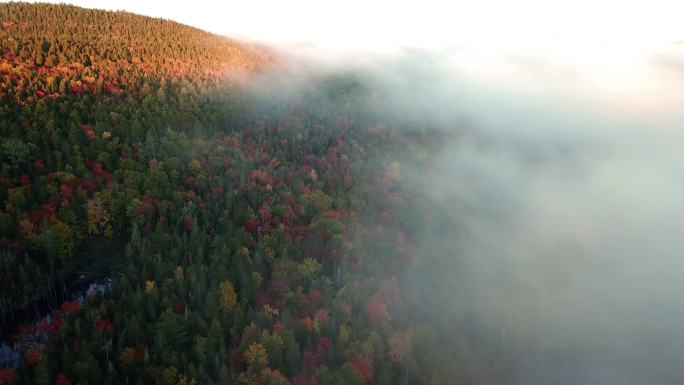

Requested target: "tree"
[
  {"left": 351, "top": 354, "right": 374, "bottom": 383},
  {"left": 44, "top": 218, "right": 75, "bottom": 264},
  {"left": 85, "top": 198, "right": 112, "bottom": 236},
  {"left": 55, "top": 373, "right": 73, "bottom": 385},
  {"left": 218, "top": 280, "right": 237, "bottom": 314},
  {"left": 298, "top": 258, "right": 321, "bottom": 282},
  {"left": 161, "top": 367, "right": 178, "bottom": 385},
  {"left": 244, "top": 343, "right": 268, "bottom": 371},
  {"left": 34, "top": 357, "right": 51, "bottom": 385},
  {"left": 283, "top": 330, "right": 301, "bottom": 377},
  {"left": 1, "top": 138, "right": 30, "bottom": 167}
]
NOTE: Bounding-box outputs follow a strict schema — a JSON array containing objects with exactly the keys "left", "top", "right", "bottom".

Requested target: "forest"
[{"left": 0, "top": 3, "right": 462, "bottom": 384}]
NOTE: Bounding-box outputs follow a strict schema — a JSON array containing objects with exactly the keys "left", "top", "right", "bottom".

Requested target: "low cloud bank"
[{"left": 249, "top": 43, "right": 684, "bottom": 384}]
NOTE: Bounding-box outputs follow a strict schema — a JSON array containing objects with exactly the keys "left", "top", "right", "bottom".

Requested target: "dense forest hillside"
[
  {"left": 0, "top": 3, "right": 458, "bottom": 385},
  {"left": 0, "top": 1, "right": 270, "bottom": 310}
]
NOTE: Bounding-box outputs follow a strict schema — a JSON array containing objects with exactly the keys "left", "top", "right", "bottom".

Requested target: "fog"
[
  {"left": 434, "top": 116, "right": 684, "bottom": 384},
  {"left": 411, "top": 46, "right": 684, "bottom": 385},
  {"left": 250, "top": 43, "right": 684, "bottom": 384}
]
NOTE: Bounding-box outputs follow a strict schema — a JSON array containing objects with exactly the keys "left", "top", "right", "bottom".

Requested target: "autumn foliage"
[{"left": 0, "top": 3, "right": 455, "bottom": 385}]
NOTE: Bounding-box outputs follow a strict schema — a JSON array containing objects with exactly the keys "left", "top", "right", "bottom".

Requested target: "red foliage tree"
[
  {"left": 366, "top": 294, "right": 386, "bottom": 323},
  {"left": 0, "top": 367, "right": 18, "bottom": 385},
  {"left": 40, "top": 317, "right": 63, "bottom": 336},
  {"left": 183, "top": 217, "right": 193, "bottom": 230},
  {"left": 313, "top": 308, "right": 330, "bottom": 326},
  {"left": 258, "top": 205, "right": 272, "bottom": 222},
  {"left": 307, "top": 288, "right": 324, "bottom": 305},
  {"left": 59, "top": 184, "right": 73, "bottom": 203},
  {"left": 272, "top": 321, "right": 286, "bottom": 335},
  {"left": 19, "top": 174, "right": 31, "bottom": 186},
  {"left": 60, "top": 301, "right": 81, "bottom": 314},
  {"left": 42, "top": 203, "right": 56, "bottom": 218},
  {"left": 300, "top": 317, "right": 314, "bottom": 333},
  {"left": 55, "top": 373, "right": 72, "bottom": 385},
  {"left": 33, "top": 159, "right": 46, "bottom": 173},
  {"left": 271, "top": 279, "right": 288, "bottom": 293},
  {"left": 174, "top": 302, "right": 185, "bottom": 315},
  {"left": 25, "top": 347, "right": 41, "bottom": 367},
  {"left": 352, "top": 354, "right": 374, "bottom": 383},
  {"left": 303, "top": 336, "right": 332, "bottom": 370},
  {"left": 249, "top": 170, "right": 270, "bottom": 185},
  {"left": 245, "top": 218, "right": 259, "bottom": 233},
  {"left": 70, "top": 340, "right": 80, "bottom": 355},
  {"left": 94, "top": 318, "right": 114, "bottom": 335},
  {"left": 134, "top": 343, "right": 146, "bottom": 363}
]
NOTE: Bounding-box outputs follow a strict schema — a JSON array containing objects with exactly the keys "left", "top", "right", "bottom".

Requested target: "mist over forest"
[{"left": 262, "top": 44, "right": 684, "bottom": 384}]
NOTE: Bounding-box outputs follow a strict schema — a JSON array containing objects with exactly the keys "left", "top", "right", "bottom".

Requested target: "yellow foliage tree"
[
  {"left": 244, "top": 343, "right": 268, "bottom": 368},
  {"left": 387, "top": 329, "right": 414, "bottom": 364},
  {"left": 161, "top": 367, "right": 178, "bottom": 385},
  {"left": 338, "top": 324, "right": 350, "bottom": 345},
  {"left": 85, "top": 198, "right": 111, "bottom": 236},
  {"left": 145, "top": 280, "right": 155, "bottom": 294},
  {"left": 178, "top": 374, "right": 197, "bottom": 385},
  {"left": 189, "top": 159, "right": 202, "bottom": 174},
  {"left": 260, "top": 368, "right": 289, "bottom": 385},
  {"left": 119, "top": 347, "right": 136, "bottom": 366},
  {"left": 218, "top": 281, "right": 237, "bottom": 313},
  {"left": 298, "top": 258, "right": 321, "bottom": 281}
]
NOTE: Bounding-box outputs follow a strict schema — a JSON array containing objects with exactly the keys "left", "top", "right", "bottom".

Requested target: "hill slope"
[
  {"left": 0, "top": 4, "right": 457, "bottom": 385},
  {"left": 0, "top": 2, "right": 269, "bottom": 315},
  {"left": 1, "top": 2, "right": 268, "bottom": 77}
]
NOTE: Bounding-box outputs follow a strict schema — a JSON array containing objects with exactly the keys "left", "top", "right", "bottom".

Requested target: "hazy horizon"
[
  {"left": 10, "top": 0, "right": 684, "bottom": 118},
  {"left": 12, "top": 0, "right": 684, "bottom": 50}
]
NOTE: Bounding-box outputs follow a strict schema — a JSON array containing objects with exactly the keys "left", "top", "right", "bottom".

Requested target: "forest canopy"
[{"left": 0, "top": 3, "right": 459, "bottom": 385}]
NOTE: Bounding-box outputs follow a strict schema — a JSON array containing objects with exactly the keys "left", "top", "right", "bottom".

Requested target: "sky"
[{"left": 14, "top": 0, "right": 684, "bottom": 52}]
